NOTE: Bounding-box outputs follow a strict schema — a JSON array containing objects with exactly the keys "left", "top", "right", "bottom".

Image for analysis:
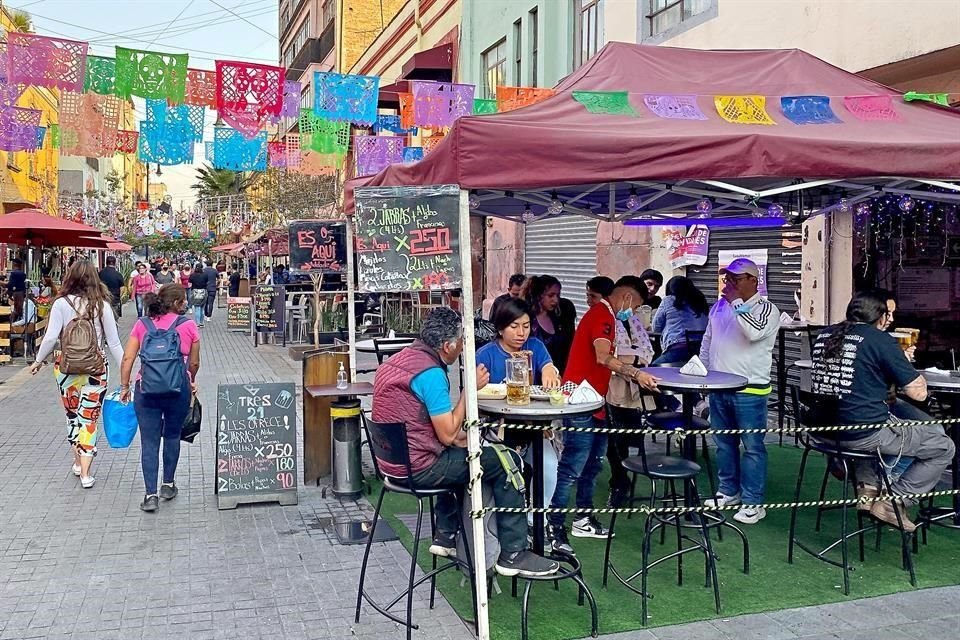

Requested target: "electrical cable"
[
  {"left": 144, "top": 0, "right": 197, "bottom": 51},
  {"left": 83, "top": 2, "right": 273, "bottom": 44},
  {"left": 205, "top": 0, "right": 277, "bottom": 39}
]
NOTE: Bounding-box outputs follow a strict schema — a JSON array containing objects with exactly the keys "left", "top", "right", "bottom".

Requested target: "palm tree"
[
  {"left": 191, "top": 164, "right": 254, "bottom": 199},
  {"left": 9, "top": 10, "right": 33, "bottom": 32}
]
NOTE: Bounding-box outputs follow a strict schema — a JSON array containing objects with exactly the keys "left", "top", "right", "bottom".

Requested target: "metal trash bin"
[{"left": 331, "top": 398, "right": 363, "bottom": 499}]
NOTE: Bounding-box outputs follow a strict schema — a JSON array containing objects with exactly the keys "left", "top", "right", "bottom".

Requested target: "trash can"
[{"left": 331, "top": 398, "right": 363, "bottom": 499}]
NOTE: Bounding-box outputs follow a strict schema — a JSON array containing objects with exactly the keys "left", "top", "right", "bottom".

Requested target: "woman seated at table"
[
  {"left": 476, "top": 298, "right": 561, "bottom": 526},
  {"left": 652, "top": 275, "right": 709, "bottom": 365}
]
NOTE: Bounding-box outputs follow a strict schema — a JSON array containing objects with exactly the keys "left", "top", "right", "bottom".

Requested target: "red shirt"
[{"left": 562, "top": 300, "right": 616, "bottom": 397}]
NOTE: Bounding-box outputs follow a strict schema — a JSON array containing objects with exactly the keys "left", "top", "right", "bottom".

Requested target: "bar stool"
[
  {"left": 602, "top": 450, "right": 720, "bottom": 625},
  {"left": 787, "top": 392, "right": 916, "bottom": 595},
  {"left": 356, "top": 420, "right": 478, "bottom": 640},
  {"left": 645, "top": 411, "right": 716, "bottom": 496}
]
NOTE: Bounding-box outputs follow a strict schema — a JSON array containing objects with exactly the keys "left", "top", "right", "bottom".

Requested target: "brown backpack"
[{"left": 59, "top": 298, "right": 105, "bottom": 376}]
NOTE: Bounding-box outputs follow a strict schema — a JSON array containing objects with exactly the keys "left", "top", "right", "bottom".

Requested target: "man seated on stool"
[
  {"left": 810, "top": 289, "right": 954, "bottom": 532},
  {"left": 371, "top": 307, "right": 560, "bottom": 578}
]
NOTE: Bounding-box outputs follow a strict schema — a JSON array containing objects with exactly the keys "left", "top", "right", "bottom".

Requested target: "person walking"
[
  {"left": 29, "top": 261, "right": 125, "bottom": 489},
  {"left": 188, "top": 262, "right": 208, "bottom": 327},
  {"left": 119, "top": 284, "right": 200, "bottom": 512},
  {"left": 155, "top": 263, "right": 175, "bottom": 285},
  {"left": 7, "top": 258, "right": 26, "bottom": 321},
  {"left": 179, "top": 263, "right": 192, "bottom": 289},
  {"left": 98, "top": 256, "right": 125, "bottom": 319},
  {"left": 202, "top": 260, "right": 219, "bottom": 320},
  {"left": 700, "top": 258, "right": 780, "bottom": 524},
  {"left": 131, "top": 263, "right": 157, "bottom": 318}
]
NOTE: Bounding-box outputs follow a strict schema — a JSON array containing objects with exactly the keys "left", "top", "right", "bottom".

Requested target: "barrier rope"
[
  {"left": 468, "top": 489, "right": 960, "bottom": 519},
  {"left": 464, "top": 416, "right": 960, "bottom": 438}
]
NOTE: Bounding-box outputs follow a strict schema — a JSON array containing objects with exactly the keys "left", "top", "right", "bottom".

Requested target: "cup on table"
[{"left": 506, "top": 357, "right": 530, "bottom": 406}]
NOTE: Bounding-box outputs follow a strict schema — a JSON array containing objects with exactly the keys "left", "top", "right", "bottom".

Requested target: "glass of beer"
[
  {"left": 511, "top": 350, "right": 534, "bottom": 385},
  {"left": 506, "top": 357, "right": 531, "bottom": 406},
  {"left": 890, "top": 332, "right": 912, "bottom": 351},
  {"left": 900, "top": 327, "right": 920, "bottom": 346}
]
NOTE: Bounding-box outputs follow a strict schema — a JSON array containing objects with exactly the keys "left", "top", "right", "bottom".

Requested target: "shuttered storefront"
[
  {"left": 524, "top": 217, "right": 599, "bottom": 320},
  {"left": 687, "top": 226, "right": 803, "bottom": 411}
]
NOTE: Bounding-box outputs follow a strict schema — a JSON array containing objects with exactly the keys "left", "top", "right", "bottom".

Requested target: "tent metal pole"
[
  {"left": 459, "top": 188, "right": 490, "bottom": 640},
  {"left": 345, "top": 217, "right": 357, "bottom": 381}
]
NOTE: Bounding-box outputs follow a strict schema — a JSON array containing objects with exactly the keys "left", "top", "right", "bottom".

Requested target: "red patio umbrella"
[{"left": 0, "top": 208, "right": 107, "bottom": 248}]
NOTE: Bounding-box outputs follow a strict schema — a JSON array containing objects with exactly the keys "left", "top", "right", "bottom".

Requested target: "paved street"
[{"left": 1, "top": 304, "right": 958, "bottom": 640}]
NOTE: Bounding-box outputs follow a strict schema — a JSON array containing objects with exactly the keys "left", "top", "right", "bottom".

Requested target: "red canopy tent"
[
  {"left": 346, "top": 43, "right": 960, "bottom": 219},
  {"left": 0, "top": 208, "right": 111, "bottom": 247}
]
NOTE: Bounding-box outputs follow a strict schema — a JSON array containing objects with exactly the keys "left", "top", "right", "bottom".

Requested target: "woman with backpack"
[
  {"left": 187, "top": 261, "right": 208, "bottom": 327},
  {"left": 119, "top": 283, "right": 200, "bottom": 512},
  {"left": 29, "top": 261, "right": 125, "bottom": 489}
]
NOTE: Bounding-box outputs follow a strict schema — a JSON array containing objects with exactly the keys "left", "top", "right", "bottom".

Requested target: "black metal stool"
[
  {"left": 356, "top": 420, "right": 477, "bottom": 640},
  {"left": 787, "top": 393, "right": 916, "bottom": 595},
  {"left": 509, "top": 556, "right": 598, "bottom": 640},
  {"left": 602, "top": 452, "right": 720, "bottom": 625},
  {"left": 646, "top": 410, "right": 715, "bottom": 492}
]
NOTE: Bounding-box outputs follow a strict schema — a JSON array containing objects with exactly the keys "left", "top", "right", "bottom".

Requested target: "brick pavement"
[{"left": 1, "top": 303, "right": 958, "bottom": 640}]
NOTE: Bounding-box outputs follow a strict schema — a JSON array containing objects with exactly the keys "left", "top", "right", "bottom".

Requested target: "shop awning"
[
  {"left": 400, "top": 43, "right": 454, "bottom": 81},
  {"left": 346, "top": 43, "right": 960, "bottom": 219}
]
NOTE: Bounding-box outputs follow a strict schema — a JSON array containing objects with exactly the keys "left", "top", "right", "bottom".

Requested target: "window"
[
  {"left": 529, "top": 8, "right": 538, "bottom": 87},
  {"left": 482, "top": 40, "right": 507, "bottom": 99},
  {"left": 280, "top": 5, "right": 291, "bottom": 32},
  {"left": 647, "top": 0, "right": 712, "bottom": 37},
  {"left": 322, "top": 0, "right": 335, "bottom": 28},
  {"left": 283, "top": 15, "right": 310, "bottom": 69},
  {"left": 300, "top": 83, "right": 312, "bottom": 109},
  {"left": 573, "top": 0, "right": 602, "bottom": 69},
  {"left": 6, "top": 151, "right": 20, "bottom": 172},
  {"left": 513, "top": 20, "right": 522, "bottom": 85}
]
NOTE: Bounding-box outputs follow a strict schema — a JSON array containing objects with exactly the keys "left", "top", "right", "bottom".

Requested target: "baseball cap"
[{"left": 720, "top": 258, "right": 759, "bottom": 278}]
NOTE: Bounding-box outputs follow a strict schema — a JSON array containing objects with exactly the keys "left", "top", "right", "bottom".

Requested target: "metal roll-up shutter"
[
  {"left": 687, "top": 226, "right": 802, "bottom": 404},
  {"left": 524, "top": 216, "right": 598, "bottom": 319}
]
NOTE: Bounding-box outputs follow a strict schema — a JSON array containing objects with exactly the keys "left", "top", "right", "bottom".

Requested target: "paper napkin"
[
  {"left": 679, "top": 355, "right": 708, "bottom": 377},
  {"left": 569, "top": 381, "right": 603, "bottom": 404}
]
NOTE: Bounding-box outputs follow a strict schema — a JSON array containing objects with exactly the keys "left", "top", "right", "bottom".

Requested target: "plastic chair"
[{"left": 355, "top": 420, "right": 477, "bottom": 639}]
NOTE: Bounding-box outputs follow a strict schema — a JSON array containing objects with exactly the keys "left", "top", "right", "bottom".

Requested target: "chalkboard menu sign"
[
  {"left": 253, "top": 285, "right": 284, "bottom": 335},
  {"left": 354, "top": 184, "right": 461, "bottom": 292},
  {"left": 226, "top": 296, "right": 251, "bottom": 332},
  {"left": 288, "top": 221, "right": 346, "bottom": 273},
  {"left": 216, "top": 382, "right": 298, "bottom": 509}
]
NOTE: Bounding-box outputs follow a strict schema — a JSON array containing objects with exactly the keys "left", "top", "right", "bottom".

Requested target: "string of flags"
[{"left": 0, "top": 30, "right": 952, "bottom": 177}]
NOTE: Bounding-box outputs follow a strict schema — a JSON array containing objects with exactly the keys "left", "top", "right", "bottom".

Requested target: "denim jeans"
[
  {"left": 135, "top": 380, "right": 191, "bottom": 495},
  {"left": 523, "top": 436, "right": 559, "bottom": 527},
  {"left": 204, "top": 290, "right": 217, "bottom": 318},
  {"left": 709, "top": 391, "right": 769, "bottom": 505},
  {"left": 652, "top": 343, "right": 689, "bottom": 366},
  {"left": 135, "top": 294, "right": 146, "bottom": 317},
  {"left": 411, "top": 445, "right": 529, "bottom": 554},
  {"left": 192, "top": 304, "right": 205, "bottom": 325},
  {"left": 548, "top": 414, "right": 607, "bottom": 527}
]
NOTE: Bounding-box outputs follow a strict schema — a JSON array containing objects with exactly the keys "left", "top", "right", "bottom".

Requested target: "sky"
[{"left": 9, "top": 0, "right": 279, "bottom": 208}]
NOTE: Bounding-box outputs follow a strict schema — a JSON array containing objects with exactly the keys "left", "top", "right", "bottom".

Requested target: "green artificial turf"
[{"left": 369, "top": 445, "right": 960, "bottom": 640}]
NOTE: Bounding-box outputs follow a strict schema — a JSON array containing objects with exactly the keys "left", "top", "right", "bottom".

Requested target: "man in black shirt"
[
  {"left": 488, "top": 273, "right": 525, "bottom": 321},
  {"left": 810, "top": 289, "right": 953, "bottom": 532},
  {"left": 7, "top": 258, "right": 26, "bottom": 321},
  {"left": 202, "top": 259, "right": 219, "bottom": 319},
  {"left": 228, "top": 267, "right": 241, "bottom": 297},
  {"left": 99, "top": 256, "right": 126, "bottom": 318}
]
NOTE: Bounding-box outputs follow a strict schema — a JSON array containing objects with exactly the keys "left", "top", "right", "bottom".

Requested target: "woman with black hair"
[
  {"left": 475, "top": 298, "right": 560, "bottom": 388},
  {"left": 119, "top": 284, "right": 201, "bottom": 512},
  {"left": 810, "top": 289, "right": 953, "bottom": 532},
  {"left": 640, "top": 268, "right": 664, "bottom": 309},
  {"left": 652, "top": 276, "right": 710, "bottom": 365},
  {"left": 523, "top": 275, "right": 575, "bottom": 374}
]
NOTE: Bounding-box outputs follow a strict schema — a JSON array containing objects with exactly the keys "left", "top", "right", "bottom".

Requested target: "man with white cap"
[{"left": 700, "top": 258, "right": 780, "bottom": 524}]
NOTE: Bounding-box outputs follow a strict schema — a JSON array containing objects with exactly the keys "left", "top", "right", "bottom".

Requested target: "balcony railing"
[{"left": 286, "top": 24, "right": 334, "bottom": 80}]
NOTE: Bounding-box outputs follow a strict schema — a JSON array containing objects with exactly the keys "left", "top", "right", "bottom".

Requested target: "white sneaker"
[
  {"left": 704, "top": 492, "right": 741, "bottom": 509},
  {"left": 733, "top": 505, "right": 766, "bottom": 524},
  {"left": 71, "top": 463, "right": 81, "bottom": 477},
  {"left": 80, "top": 476, "right": 95, "bottom": 489}
]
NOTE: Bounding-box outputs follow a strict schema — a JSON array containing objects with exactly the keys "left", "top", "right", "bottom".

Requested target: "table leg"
[
  {"left": 532, "top": 434, "right": 545, "bottom": 555},
  {"left": 777, "top": 331, "right": 787, "bottom": 433},
  {"left": 681, "top": 392, "right": 697, "bottom": 507},
  {"left": 951, "top": 423, "right": 959, "bottom": 526}
]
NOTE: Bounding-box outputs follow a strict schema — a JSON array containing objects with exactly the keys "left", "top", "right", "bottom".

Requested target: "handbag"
[
  {"left": 606, "top": 371, "right": 658, "bottom": 412},
  {"left": 181, "top": 393, "right": 202, "bottom": 443},
  {"left": 190, "top": 288, "right": 208, "bottom": 305},
  {"left": 102, "top": 390, "right": 138, "bottom": 448}
]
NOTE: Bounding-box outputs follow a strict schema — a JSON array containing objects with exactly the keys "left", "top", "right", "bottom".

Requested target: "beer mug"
[
  {"left": 505, "top": 357, "right": 531, "bottom": 406},
  {"left": 512, "top": 350, "right": 534, "bottom": 385},
  {"left": 890, "top": 332, "right": 912, "bottom": 351},
  {"left": 900, "top": 327, "right": 920, "bottom": 346},
  {"left": 637, "top": 305, "right": 653, "bottom": 330}
]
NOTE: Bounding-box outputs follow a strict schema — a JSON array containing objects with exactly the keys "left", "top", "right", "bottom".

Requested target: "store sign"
[
  {"left": 288, "top": 221, "right": 346, "bottom": 273},
  {"left": 718, "top": 248, "right": 769, "bottom": 297},
  {"left": 669, "top": 225, "right": 709, "bottom": 269}
]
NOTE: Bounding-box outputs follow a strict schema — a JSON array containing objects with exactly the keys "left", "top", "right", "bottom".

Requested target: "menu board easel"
[{"left": 253, "top": 284, "right": 286, "bottom": 347}]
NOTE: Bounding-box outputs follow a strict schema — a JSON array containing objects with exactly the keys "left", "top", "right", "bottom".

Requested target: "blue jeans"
[
  {"left": 548, "top": 414, "right": 607, "bottom": 527},
  {"left": 709, "top": 392, "right": 769, "bottom": 505},
  {"left": 135, "top": 294, "right": 146, "bottom": 317},
  {"left": 652, "top": 343, "right": 689, "bottom": 366},
  {"left": 135, "top": 381, "right": 191, "bottom": 495},
  {"left": 192, "top": 304, "right": 205, "bottom": 325}
]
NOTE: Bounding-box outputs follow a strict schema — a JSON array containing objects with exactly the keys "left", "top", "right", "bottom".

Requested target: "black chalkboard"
[
  {"left": 288, "top": 221, "right": 346, "bottom": 273},
  {"left": 354, "top": 184, "right": 461, "bottom": 292},
  {"left": 215, "top": 382, "right": 298, "bottom": 509},
  {"left": 226, "top": 296, "right": 251, "bottom": 332},
  {"left": 253, "top": 285, "right": 284, "bottom": 335}
]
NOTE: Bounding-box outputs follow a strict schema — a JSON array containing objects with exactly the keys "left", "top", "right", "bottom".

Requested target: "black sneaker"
[
  {"left": 571, "top": 515, "right": 614, "bottom": 539},
  {"left": 547, "top": 524, "right": 575, "bottom": 556},
  {"left": 428, "top": 531, "right": 457, "bottom": 558},
  {"left": 160, "top": 483, "right": 178, "bottom": 501},
  {"left": 140, "top": 495, "right": 159, "bottom": 512},
  {"left": 495, "top": 550, "right": 560, "bottom": 578}
]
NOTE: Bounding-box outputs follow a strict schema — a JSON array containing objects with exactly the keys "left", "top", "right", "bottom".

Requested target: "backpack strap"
[
  {"left": 171, "top": 315, "right": 190, "bottom": 331},
  {"left": 141, "top": 316, "right": 158, "bottom": 336}
]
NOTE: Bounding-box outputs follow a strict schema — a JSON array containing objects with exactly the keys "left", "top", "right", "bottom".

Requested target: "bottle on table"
[{"left": 336, "top": 362, "right": 348, "bottom": 389}]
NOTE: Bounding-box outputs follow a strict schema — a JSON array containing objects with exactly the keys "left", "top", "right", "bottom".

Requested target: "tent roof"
[{"left": 345, "top": 43, "right": 960, "bottom": 218}]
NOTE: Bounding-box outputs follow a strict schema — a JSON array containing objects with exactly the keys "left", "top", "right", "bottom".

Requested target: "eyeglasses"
[{"left": 722, "top": 274, "right": 752, "bottom": 284}]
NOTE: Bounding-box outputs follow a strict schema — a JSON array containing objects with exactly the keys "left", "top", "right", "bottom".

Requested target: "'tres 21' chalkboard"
[
  {"left": 353, "top": 184, "right": 461, "bottom": 292},
  {"left": 216, "top": 382, "right": 298, "bottom": 509},
  {"left": 288, "top": 221, "right": 346, "bottom": 274}
]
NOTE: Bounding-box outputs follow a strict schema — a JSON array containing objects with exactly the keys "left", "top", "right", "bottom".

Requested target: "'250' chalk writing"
[{"left": 396, "top": 227, "right": 452, "bottom": 256}]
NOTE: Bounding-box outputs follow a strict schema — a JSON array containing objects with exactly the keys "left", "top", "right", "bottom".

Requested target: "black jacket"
[{"left": 99, "top": 266, "right": 124, "bottom": 302}]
